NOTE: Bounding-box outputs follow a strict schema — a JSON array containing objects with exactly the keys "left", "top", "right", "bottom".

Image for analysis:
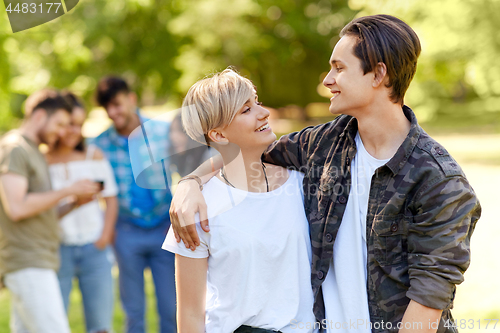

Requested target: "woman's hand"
[
  {"left": 94, "top": 230, "right": 114, "bottom": 250},
  {"left": 95, "top": 196, "right": 118, "bottom": 250},
  {"left": 169, "top": 179, "right": 209, "bottom": 251}
]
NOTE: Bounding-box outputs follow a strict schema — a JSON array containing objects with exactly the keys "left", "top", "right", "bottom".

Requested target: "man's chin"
[
  {"left": 113, "top": 120, "right": 127, "bottom": 131},
  {"left": 329, "top": 105, "right": 347, "bottom": 117},
  {"left": 329, "top": 106, "right": 339, "bottom": 115}
]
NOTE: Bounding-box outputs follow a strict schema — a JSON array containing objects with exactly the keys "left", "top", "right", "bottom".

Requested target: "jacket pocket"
[{"left": 372, "top": 215, "right": 408, "bottom": 265}]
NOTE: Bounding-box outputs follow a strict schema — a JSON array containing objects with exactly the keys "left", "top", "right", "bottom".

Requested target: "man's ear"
[
  {"left": 128, "top": 92, "right": 138, "bottom": 106},
  {"left": 373, "top": 62, "right": 388, "bottom": 88},
  {"left": 31, "top": 108, "right": 48, "bottom": 125},
  {"left": 207, "top": 128, "right": 228, "bottom": 145}
]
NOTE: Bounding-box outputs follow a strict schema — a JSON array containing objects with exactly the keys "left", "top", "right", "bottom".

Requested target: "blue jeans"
[
  {"left": 58, "top": 243, "right": 114, "bottom": 333},
  {"left": 114, "top": 220, "right": 176, "bottom": 333}
]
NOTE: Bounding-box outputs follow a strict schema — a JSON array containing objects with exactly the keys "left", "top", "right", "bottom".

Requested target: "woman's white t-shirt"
[
  {"left": 163, "top": 170, "right": 317, "bottom": 333},
  {"left": 49, "top": 146, "right": 118, "bottom": 245}
]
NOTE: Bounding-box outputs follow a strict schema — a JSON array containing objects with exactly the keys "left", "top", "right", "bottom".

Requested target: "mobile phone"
[{"left": 95, "top": 180, "right": 105, "bottom": 190}]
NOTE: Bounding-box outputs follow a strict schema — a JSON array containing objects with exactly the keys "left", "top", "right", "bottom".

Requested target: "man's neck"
[{"left": 356, "top": 102, "right": 411, "bottom": 160}]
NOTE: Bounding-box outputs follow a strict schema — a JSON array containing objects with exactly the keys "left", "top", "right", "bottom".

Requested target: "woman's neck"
[
  {"left": 47, "top": 145, "right": 83, "bottom": 163},
  {"left": 220, "top": 150, "right": 268, "bottom": 193}
]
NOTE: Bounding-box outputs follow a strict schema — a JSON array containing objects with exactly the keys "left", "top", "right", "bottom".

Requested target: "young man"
[
  {"left": 0, "top": 89, "right": 101, "bottom": 333},
  {"left": 91, "top": 77, "right": 176, "bottom": 333},
  {"left": 169, "top": 15, "right": 480, "bottom": 333}
]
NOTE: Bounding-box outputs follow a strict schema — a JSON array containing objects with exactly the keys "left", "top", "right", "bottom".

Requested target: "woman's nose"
[{"left": 258, "top": 105, "right": 270, "bottom": 119}]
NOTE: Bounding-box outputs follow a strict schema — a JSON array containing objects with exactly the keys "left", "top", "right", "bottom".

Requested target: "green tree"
[
  {"left": 0, "top": 0, "right": 180, "bottom": 127},
  {"left": 351, "top": 0, "right": 500, "bottom": 123},
  {"left": 169, "top": 0, "right": 355, "bottom": 110}
]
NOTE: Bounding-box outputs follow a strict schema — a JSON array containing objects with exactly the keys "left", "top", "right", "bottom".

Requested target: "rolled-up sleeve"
[{"left": 407, "top": 175, "right": 481, "bottom": 310}]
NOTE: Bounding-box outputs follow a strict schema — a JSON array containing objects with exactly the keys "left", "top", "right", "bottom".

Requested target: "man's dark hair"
[
  {"left": 340, "top": 14, "right": 421, "bottom": 105},
  {"left": 62, "top": 90, "right": 84, "bottom": 110},
  {"left": 24, "top": 89, "right": 72, "bottom": 118},
  {"left": 96, "top": 76, "right": 130, "bottom": 107},
  {"left": 61, "top": 91, "right": 86, "bottom": 152}
]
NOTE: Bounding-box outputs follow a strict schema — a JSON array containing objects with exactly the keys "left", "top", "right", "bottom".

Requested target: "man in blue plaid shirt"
[{"left": 90, "top": 77, "right": 176, "bottom": 333}]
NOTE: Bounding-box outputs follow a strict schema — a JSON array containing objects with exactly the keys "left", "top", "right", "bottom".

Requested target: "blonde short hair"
[{"left": 181, "top": 68, "right": 255, "bottom": 144}]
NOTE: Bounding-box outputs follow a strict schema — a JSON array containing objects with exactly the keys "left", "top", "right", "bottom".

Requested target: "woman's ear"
[
  {"left": 373, "top": 62, "right": 388, "bottom": 88},
  {"left": 207, "top": 128, "right": 228, "bottom": 145}
]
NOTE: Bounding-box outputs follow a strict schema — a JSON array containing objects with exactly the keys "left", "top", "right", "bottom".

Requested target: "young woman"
[
  {"left": 162, "top": 69, "right": 317, "bottom": 333},
  {"left": 45, "top": 92, "right": 118, "bottom": 333}
]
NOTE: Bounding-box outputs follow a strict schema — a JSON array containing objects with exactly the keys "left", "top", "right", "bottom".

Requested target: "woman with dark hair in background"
[{"left": 45, "top": 92, "right": 119, "bottom": 333}]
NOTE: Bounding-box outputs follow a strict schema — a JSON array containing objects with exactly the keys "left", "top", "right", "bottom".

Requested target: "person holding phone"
[
  {"left": 0, "top": 89, "right": 101, "bottom": 333},
  {"left": 45, "top": 91, "right": 119, "bottom": 333}
]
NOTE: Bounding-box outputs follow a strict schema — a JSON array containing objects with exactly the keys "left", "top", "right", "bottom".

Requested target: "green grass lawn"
[{"left": 0, "top": 268, "right": 159, "bottom": 333}]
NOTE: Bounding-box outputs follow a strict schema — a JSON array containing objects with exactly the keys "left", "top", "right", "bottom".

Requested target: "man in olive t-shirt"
[{"left": 0, "top": 89, "right": 100, "bottom": 333}]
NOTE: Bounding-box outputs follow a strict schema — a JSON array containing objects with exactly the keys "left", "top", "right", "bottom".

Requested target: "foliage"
[
  {"left": 350, "top": 0, "right": 500, "bottom": 123},
  {"left": 1, "top": 0, "right": 500, "bottom": 131},
  {"left": 0, "top": 0, "right": 355, "bottom": 131},
  {"left": 0, "top": 0, "right": 181, "bottom": 121},
  {"left": 168, "top": 0, "right": 355, "bottom": 107}
]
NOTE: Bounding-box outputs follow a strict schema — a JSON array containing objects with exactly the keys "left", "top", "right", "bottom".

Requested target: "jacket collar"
[{"left": 341, "top": 105, "right": 421, "bottom": 175}]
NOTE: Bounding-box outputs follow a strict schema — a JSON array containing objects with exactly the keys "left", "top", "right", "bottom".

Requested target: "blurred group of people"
[{"left": 0, "top": 76, "right": 207, "bottom": 333}]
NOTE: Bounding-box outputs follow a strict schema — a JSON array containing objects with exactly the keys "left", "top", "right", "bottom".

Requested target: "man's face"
[
  {"left": 38, "top": 109, "right": 71, "bottom": 146},
  {"left": 322, "top": 35, "right": 376, "bottom": 116},
  {"left": 105, "top": 92, "right": 136, "bottom": 131}
]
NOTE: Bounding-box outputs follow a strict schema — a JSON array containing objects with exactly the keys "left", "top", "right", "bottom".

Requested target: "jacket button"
[
  {"left": 436, "top": 148, "right": 444, "bottom": 155},
  {"left": 390, "top": 222, "right": 398, "bottom": 232},
  {"left": 338, "top": 196, "right": 347, "bottom": 204},
  {"left": 317, "top": 271, "right": 325, "bottom": 280},
  {"left": 325, "top": 233, "right": 333, "bottom": 242}
]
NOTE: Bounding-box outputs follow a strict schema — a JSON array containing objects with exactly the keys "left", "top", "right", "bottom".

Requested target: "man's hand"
[
  {"left": 0, "top": 173, "right": 100, "bottom": 222},
  {"left": 67, "top": 179, "right": 101, "bottom": 197},
  {"left": 65, "top": 179, "right": 101, "bottom": 209},
  {"left": 169, "top": 179, "right": 209, "bottom": 251},
  {"left": 399, "top": 300, "right": 442, "bottom": 333}
]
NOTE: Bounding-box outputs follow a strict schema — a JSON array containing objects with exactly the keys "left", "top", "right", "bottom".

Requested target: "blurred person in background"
[
  {"left": 45, "top": 91, "right": 119, "bottom": 333},
  {"left": 168, "top": 112, "right": 213, "bottom": 189},
  {"left": 91, "top": 77, "right": 176, "bottom": 333},
  {"left": 0, "top": 89, "right": 101, "bottom": 333}
]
